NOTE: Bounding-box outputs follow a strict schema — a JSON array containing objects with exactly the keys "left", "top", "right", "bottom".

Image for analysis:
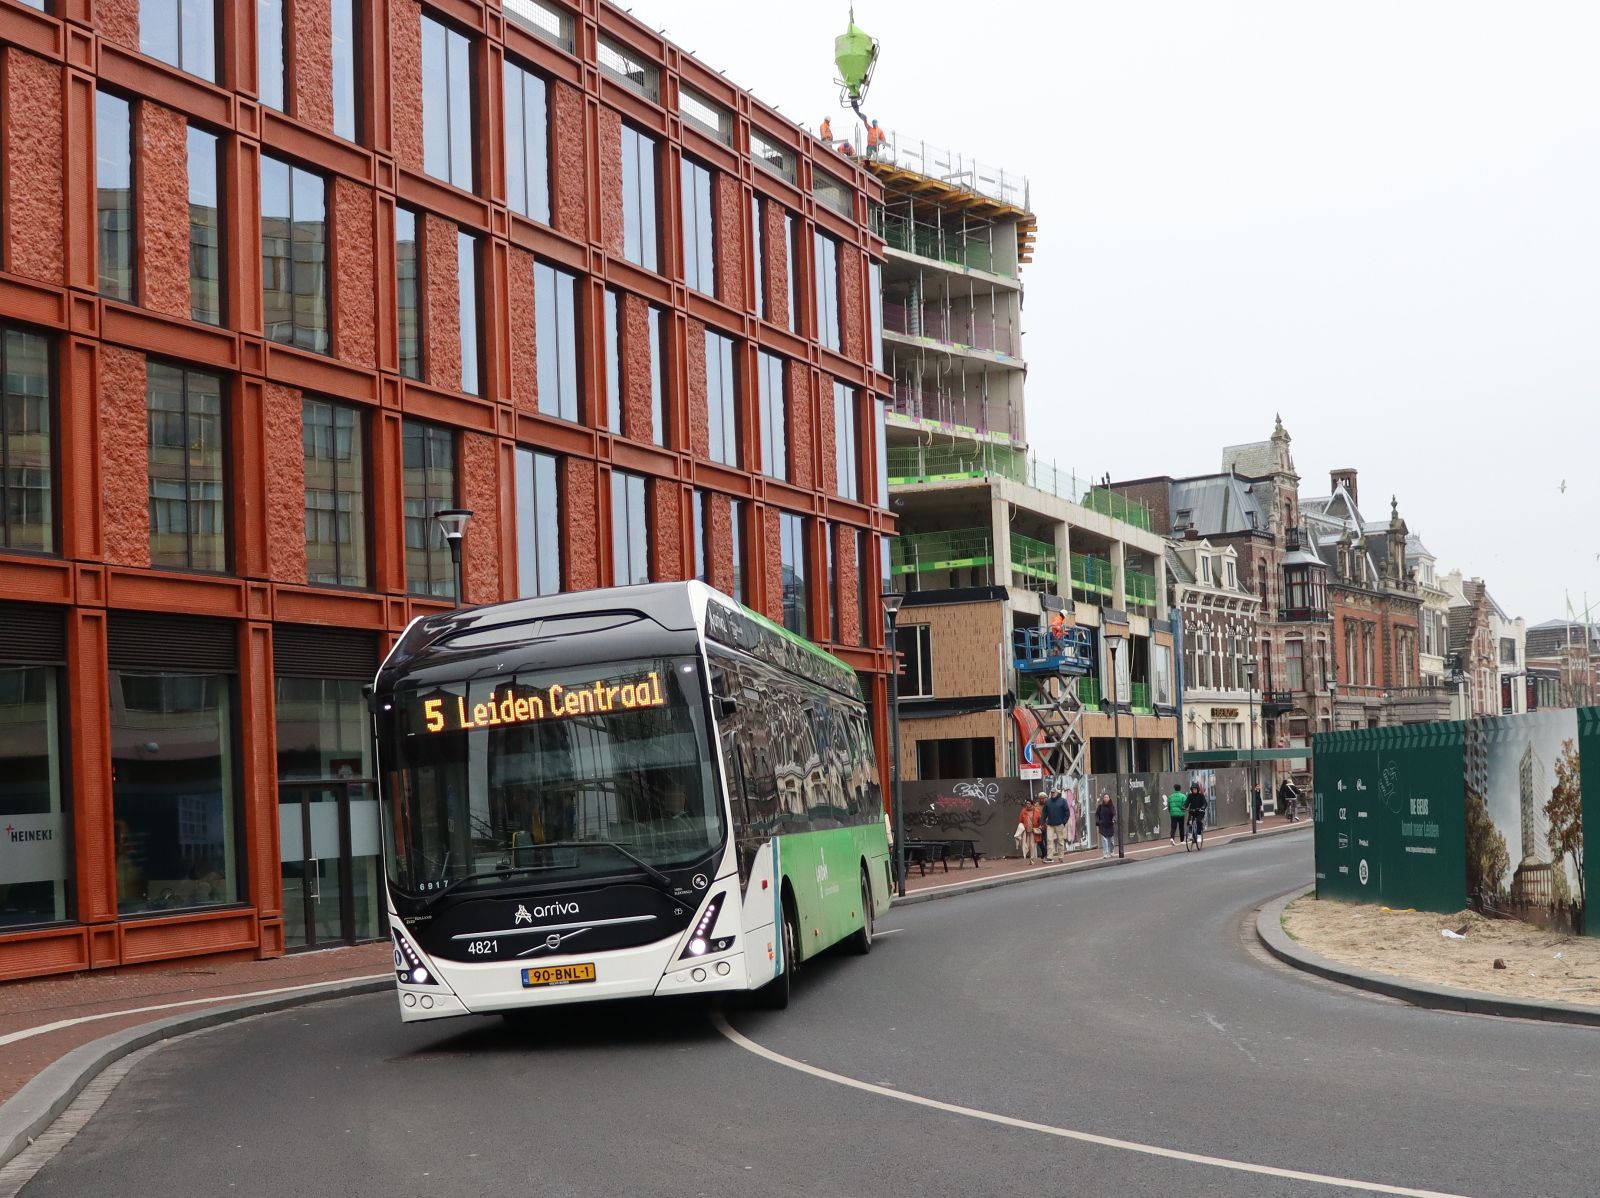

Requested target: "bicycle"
[{"left": 1185, "top": 809, "right": 1205, "bottom": 851}]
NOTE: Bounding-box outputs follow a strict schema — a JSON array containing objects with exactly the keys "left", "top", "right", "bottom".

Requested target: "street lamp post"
[
  {"left": 1246, "top": 659, "right": 1258, "bottom": 835},
  {"left": 1105, "top": 629, "right": 1126, "bottom": 859},
  {"left": 882, "top": 590, "right": 907, "bottom": 897},
  {"left": 434, "top": 508, "right": 473, "bottom": 609}
]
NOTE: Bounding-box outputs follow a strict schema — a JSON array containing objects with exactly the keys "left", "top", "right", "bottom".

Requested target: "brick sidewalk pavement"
[{"left": 0, "top": 943, "right": 391, "bottom": 1105}]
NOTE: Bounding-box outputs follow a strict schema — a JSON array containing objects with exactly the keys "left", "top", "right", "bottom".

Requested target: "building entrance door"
[{"left": 278, "top": 779, "right": 385, "bottom": 950}]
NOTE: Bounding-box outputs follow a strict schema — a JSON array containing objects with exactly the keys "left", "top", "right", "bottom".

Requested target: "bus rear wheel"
[
  {"left": 755, "top": 898, "right": 799, "bottom": 1010},
  {"left": 847, "top": 867, "right": 874, "bottom": 955}
]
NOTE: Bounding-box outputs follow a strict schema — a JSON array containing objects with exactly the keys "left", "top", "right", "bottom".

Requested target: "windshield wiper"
[
  {"left": 421, "top": 865, "right": 559, "bottom": 906},
  {"left": 534, "top": 840, "right": 673, "bottom": 889},
  {"left": 419, "top": 842, "right": 674, "bottom": 907}
]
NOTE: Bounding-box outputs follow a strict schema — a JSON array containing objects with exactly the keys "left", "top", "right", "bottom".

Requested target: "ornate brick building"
[{"left": 0, "top": 0, "right": 889, "bottom": 978}]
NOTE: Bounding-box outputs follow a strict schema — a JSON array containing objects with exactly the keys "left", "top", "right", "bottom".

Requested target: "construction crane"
[{"left": 833, "top": 8, "right": 879, "bottom": 123}]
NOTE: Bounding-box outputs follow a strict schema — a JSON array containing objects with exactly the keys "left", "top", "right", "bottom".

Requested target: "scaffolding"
[
  {"left": 890, "top": 527, "right": 993, "bottom": 578},
  {"left": 1071, "top": 553, "right": 1114, "bottom": 599},
  {"left": 1010, "top": 532, "right": 1057, "bottom": 591},
  {"left": 885, "top": 444, "right": 1156, "bottom": 529}
]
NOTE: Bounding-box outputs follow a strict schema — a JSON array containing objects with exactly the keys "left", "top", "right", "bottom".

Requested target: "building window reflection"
[{"left": 0, "top": 604, "right": 70, "bottom": 929}]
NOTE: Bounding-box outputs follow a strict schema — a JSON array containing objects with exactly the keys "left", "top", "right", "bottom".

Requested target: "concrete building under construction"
[{"left": 862, "top": 133, "right": 1178, "bottom": 784}]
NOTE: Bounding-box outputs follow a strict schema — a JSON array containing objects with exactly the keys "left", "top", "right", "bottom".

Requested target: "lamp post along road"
[
  {"left": 434, "top": 508, "right": 474, "bottom": 609},
  {"left": 1105, "top": 630, "right": 1126, "bottom": 859},
  {"left": 1246, "top": 659, "right": 1258, "bottom": 835},
  {"left": 882, "top": 590, "right": 907, "bottom": 897}
]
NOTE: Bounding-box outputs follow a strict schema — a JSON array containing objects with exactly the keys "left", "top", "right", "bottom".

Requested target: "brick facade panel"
[
  {"left": 649, "top": 478, "right": 680, "bottom": 582},
  {"left": 839, "top": 243, "right": 864, "bottom": 361},
  {"left": 836, "top": 527, "right": 859, "bottom": 644},
  {"left": 422, "top": 214, "right": 461, "bottom": 392},
  {"left": 762, "top": 202, "right": 788, "bottom": 326},
  {"left": 99, "top": 346, "right": 149, "bottom": 568},
  {"left": 562, "top": 458, "right": 599, "bottom": 591},
  {"left": 785, "top": 365, "right": 813, "bottom": 489},
  {"left": 459, "top": 434, "right": 501, "bottom": 604},
  {"left": 686, "top": 318, "right": 709, "bottom": 459},
  {"left": 714, "top": 173, "right": 744, "bottom": 308},
  {"left": 95, "top": 0, "right": 139, "bottom": 51},
  {"left": 763, "top": 507, "right": 783, "bottom": 624},
  {"left": 707, "top": 492, "right": 734, "bottom": 595},
  {"left": 332, "top": 180, "right": 377, "bottom": 367},
  {"left": 597, "top": 108, "right": 624, "bottom": 258},
  {"left": 818, "top": 376, "right": 836, "bottom": 495},
  {"left": 621, "top": 294, "right": 653, "bottom": 442},
  {"left": 263, "top": 384, "right": 307, "bottom": 583},
  {"left": 549, "top": 83, "right": 588, "bottom": 240},
  {"left": 4, "top": 50, "right": 63, "bottom": 286},
  {"left": 507, "top": 248, "right": 536, "bottom": 413},
  {"left": 389, "top": 0, "right": 424, "bottom": 173},
  {"left": 294, "top": 0, "right": 335, "bottom": 133}
]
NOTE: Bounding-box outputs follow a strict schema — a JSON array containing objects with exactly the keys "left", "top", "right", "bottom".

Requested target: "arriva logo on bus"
[{"left": 422, "top": 672, "right": 666, "bottom": 733}]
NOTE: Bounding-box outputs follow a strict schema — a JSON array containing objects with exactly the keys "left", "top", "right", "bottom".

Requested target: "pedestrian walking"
[
  {"left": 1096, "top": 792, "right": 1117, "bottom": 859},
  {"left": 1167, "top": 784, "right": 1187, "bottom": 844},
  {"left": 1044, "top": 788, "right": 1070, "bottom": 861},
  {"left": 1017, "top": 797, "right": 1043, "bottom": 862},
  {"left": 1252, "top": 784, "right": 1263, "bottom": 824}
]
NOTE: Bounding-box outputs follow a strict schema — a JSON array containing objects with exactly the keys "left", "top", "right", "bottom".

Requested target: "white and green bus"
[{"left": 372, "top": 581, "right": 891, "bottom": 1022}]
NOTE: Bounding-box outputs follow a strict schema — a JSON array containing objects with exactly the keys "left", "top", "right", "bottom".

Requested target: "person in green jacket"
[{"left": 1168, "top": 786, "right": 1187, "bottom": 844}]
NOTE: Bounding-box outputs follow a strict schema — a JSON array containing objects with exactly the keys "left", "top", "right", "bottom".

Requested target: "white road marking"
[
  {"left": 0, "top": 975, "right": 390, "bottom": 1048},
  {"left": 711, "top": 1014, "right": 1472, "bottom": 1198},
  {"left": 872, "top": 929, "right": 903, "bottom": 939}
]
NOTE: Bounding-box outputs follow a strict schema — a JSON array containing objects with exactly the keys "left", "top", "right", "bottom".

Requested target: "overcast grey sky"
[{"left": 632, "top": 1, "right": 1600, "bottom": 622}]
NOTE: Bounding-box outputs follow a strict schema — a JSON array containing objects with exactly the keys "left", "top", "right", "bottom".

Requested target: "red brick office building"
[{"left": 0, "top": 0, "right": 891, "bottom": 979}]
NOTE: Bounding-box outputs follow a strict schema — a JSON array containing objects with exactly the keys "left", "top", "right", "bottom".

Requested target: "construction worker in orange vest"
[{"left": 820, "top": 116, "right": 834, "bottom": 143}]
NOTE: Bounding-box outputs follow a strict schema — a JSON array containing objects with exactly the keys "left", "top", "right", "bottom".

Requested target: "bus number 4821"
[{"left": 466, "top": 940, "right": 498, "bottom": 955}]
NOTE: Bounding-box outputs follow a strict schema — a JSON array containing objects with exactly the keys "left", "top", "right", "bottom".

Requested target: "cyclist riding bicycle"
[{"left": 1183, "top": 786, "right": 1208, "bottom": 847}]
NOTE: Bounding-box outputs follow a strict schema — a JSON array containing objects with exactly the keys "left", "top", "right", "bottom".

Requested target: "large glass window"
[
  {"left": 147, "top": 363, "right": 225, "bottom": 571},
  {"left": 780, "top": 512, "right": 808, "bottom": 636},
  {"left": 139, "top": 0, "right": 216, "bottom": 82},
  {"left": 757, "top": 351, "right": 786, "bottom": 481},
  {"left": 704, "top": 329, "right": 737, "bottom": 467},
  {"left": 503, "top": 59, "right": 550, "bottom": 224},
  {"left": 421, "top": 15, "right": 474, "bottom": 191},
  {"left": 620, "top": 126, "right": 659, "bottom": 271},
  {"left": 395, "top": 208, "right": 420, "bottom": 379},
  {"left": 0, "top": 328, "right": 53, "bottom": 553},
  {"left": 855, "top": 528, "right": 871, "bottom": 646},
  {"left": 680, "top": 158, "right": 715, "bottom": 293},
  {"left": 332, "top": 0, "right": 358, "bottom": 142},
  {"left": 692, "top": 490, "right": 708, "bottom": 583},
  {"left": 111, "top": 671, "right": 237, "bottom": 913},
  {"left": 378, "top": 656, "right": 722, "bottom": 897},
  {"left": 784, "top": 212, "right": 799, "bottom": 332},
  {"left": 729, "top": 498, "right": 745, "bottom": 605},
  {"left": 302, "top": 399, "right": 367, "bottom": 587},
  {"left": 648, "top": 307, "right": 666, "bottom": 446},
  {"left": 750, "top": 195, "right": 765, "bottom": 319},
  {"left": 187, "top": 126, "right": 222, "bottom": 326},
  {"left": 96, "top": 91, "right": 134, "bottom": 303},
  {"left": 1286, "top": 640, "right": 1305, "bottom": 691},
  {"left": 535, "top": 262, "right": 581, "bottom": 422},
  {"left": 258, "top": 0, "right": 285, "bottom": 111},
  {"left": 457, "top": 229, "right": 480, "bottom": 395},
  {"left": 814, "top": 230, "right": 841, "bottom": 351},
  {"left": 868, "top": 261, "right": 883, "bottom": 371},
  {"left": 514, "top": 447, "right": 560, "bottom": 597},
  {"left": 0, "top": 656, "right": 69, "bottom": 928},
  {"left": 873, "top": 396, "right": 889, "bottom": 507},
  {"left": 611, "top": 470, "right": 649, "bottom": 585},
  {"left": 826, "top": 524, "right": 839, "bottom": 642},
  {"left": 402, "top": 422, "right": 457, "bottom": 598},
  {"left": 833, "top": 381, "right": 858, "bottom": 500},
  {"left": 260, "top": 156, "right": 328, "bottom": 354},
  {"left": 603, "top": 289, "right": 621, "bottom": 433}
]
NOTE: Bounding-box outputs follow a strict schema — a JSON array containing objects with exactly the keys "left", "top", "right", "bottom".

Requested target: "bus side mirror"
[{"left": 715, "top": 695, "right": 738, "bottom": 719}]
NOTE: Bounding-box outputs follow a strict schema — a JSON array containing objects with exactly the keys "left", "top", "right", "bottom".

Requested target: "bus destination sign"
[{"left": 420, "top": 672, "right": 665, "bottom": 734}]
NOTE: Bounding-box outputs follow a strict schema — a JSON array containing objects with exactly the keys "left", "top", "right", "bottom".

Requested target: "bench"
[{"left": 899, "top": 839, "right": 949, "bottom": 878}]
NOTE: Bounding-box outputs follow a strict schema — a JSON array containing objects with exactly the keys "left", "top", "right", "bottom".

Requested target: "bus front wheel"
[
  {"left": 755, "top": 898, "right": 799, "bottom": 1010},
  {"left": 847, "top": 867, "right": 874, "bottom": 955}
]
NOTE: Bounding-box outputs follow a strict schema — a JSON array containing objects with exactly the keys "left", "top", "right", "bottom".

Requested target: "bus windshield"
[{"left": 378, "top": 656, "right": 723, "bottom": 897}]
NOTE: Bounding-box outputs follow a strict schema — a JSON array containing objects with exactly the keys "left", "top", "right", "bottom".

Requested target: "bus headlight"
[
  {"left": 678, "top": 893, "right": 735, "bottom": 959},
  {"left": 394, "top": 931, "right": 439, "bottom": 986}
]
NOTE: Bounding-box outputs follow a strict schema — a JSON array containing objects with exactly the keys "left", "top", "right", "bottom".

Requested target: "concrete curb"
[
  {"left": 892, "top": 819, "right": 1310, "bottom": 908},
  {"left": 0, "top": 976, "right": 391, "bottom": 1170},
  {"left": 1255, "top": 891, "right": 1600, "bottom": 1028}
]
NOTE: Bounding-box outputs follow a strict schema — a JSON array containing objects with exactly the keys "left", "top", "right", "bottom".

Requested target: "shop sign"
[
  {"left": 1, "top": 812, "right": 67, "bottom": 885},
  {"left": 1210, "top": 707, "right": 1241, "bottom": 719}
]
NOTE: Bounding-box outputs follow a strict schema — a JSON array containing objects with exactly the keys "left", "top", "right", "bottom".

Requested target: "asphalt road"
[{"left": 18, "top": 833, "right": 1600, "bottom": 1198}]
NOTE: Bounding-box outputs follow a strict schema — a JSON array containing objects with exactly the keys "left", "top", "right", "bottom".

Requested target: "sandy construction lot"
[{"left": 1282, "top": 897, "right": 1600, "bottom": 1007}]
